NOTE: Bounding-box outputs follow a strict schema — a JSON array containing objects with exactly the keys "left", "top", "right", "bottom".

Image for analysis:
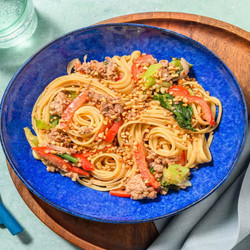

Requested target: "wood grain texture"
[
  {"left": 8, "top": 12, "right": 250, "bottom": 250},
  {"left": 8, "top": 163, "right": 158, "bottom": 250}
]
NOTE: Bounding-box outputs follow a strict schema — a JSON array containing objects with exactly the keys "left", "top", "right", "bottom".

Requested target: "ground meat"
[
  {"left": 46, "top": 165, "right": 57, "bottom": 172},
  {"left": 159, "top": 188, "right": 168, "bottom": 195},
  {"left": 50, "top": 92, "right": 70, "bottom": 116},
  {"left": 125, "top": 111, "right": 137, "bottom": 120},
  {"left": 105, "top": 57, "right": 119, "bottom": 81},
  {"left": 151, "top": 162, "right": 164, "bottom": 172},
  {"left": 147, "top": 151, "right": 179, "bottom": 165},
  {"left": 47, "top": 144, "right": 77, "bottom": 155},
  {"left": 88, "top": 90, "right": 103, "bottom": 103},
  {"left": 150, "top": 162, "right": 164, "bottom": 179},
  {"left": 64, "top": 172, "right": 78, "bottom": 181},
  {"left": 159, "top": 60, "right": 169, "bottom": 67},
  {"left": 147, "top": 151, "right": 180, "bottom": 179},
  {"left": 87, "top": 101, "right": 96, "bottom": 106},
  {"left": 48, "top": 128, "right": 72, "bottom": 148},
  {"left": 100, "top": 101, "right": 124, "bottom": 120},
  {"left": 139, "top": 57, "right": 157, "bottom": 68},
  {"left": 77, "top": 57, "right": 119, "bottom": 81},
  {"left": 159, "top": 59, "right": 173, "bottom": 82},
  {"left": 125, "top": 174, "right": 157, "bottom": 200},
  {"left": 88, "top": 90, "right": 124, "bottom": 120}
]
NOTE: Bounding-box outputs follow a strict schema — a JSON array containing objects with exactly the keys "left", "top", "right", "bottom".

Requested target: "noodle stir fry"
[{"left": 24, "top": 51, "right": 222, "bottom": 200}]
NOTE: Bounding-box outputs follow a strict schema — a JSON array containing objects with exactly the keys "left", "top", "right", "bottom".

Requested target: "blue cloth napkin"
[{"left": 150, "top": 121, "right": 250, "bottom": 250}]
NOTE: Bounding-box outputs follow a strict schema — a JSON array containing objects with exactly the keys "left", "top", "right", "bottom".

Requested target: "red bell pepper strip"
[
  {"left": 116, "top": 74, "right": 123, "bottom": 81},
  {"left": 60, "top": 90, "right": 88, "bottom": 130},
  {"left": 72, "top": 153, "right": 94, "bottom": 171},
  {"left": 32, "top": 147, "right": 90, "bottom": 177},
  {"left": 188, "top": 96, "right": 216, "bottom": 126},
  {"left": 169, "top": 85, "right": 190, "bottom": 96},
  {"left": 109, "top": 189, "right": 131, "bottom": 198},
  {"left": 95, "top": 118, "right": 113, "bottom": 140},
  {"left": 177, "top": 151, "right": 186, "bottom": 166},
  {"left": 69, "top": 166, "right": 90, "bottom": 176},
  {"left": 134, "top": 142, "right": 160, "bottom": 189},
  {"left": 168, "top": 85, "right": 216, "bottom": 126},
  {"left": 131, "top": 54, "right": 155, "bottom": 82},
  {"left": 105, "top": 120, "right": 123, "bottom": 143},
  {"left": 95, "top": 124, "right": 107, "bottom": 140}
]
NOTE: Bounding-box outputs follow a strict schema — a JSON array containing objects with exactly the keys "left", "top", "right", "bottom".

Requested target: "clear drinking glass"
[{"left": 0, "top": 0, "right": 37, "bottom": 48}]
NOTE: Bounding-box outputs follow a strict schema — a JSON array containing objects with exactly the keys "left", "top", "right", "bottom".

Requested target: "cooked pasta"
[{"left": 24, "top": 51, "right": 222, "bottom": 200}]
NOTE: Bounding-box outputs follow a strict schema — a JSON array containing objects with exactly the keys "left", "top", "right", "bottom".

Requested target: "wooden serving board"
[{"left": 8, "top": 12, "right": 250, "bottom": 250}]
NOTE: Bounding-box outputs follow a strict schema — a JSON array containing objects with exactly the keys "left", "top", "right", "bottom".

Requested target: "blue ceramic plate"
[{"left": 0, "top": 24, "right": 247, "bottom": 223}]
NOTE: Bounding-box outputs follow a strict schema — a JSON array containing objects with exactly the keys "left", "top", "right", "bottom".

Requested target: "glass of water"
[{"left": 0, "top": 0, "right": 37, "bottom": 48}]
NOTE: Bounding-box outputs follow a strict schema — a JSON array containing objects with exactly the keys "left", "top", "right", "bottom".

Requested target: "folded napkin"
[{"left": 150, "top": 122, "right": 250, "bottom": 250}]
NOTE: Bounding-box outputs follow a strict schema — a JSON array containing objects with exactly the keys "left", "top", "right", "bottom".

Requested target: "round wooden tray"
[{"left": 8, "top": 12, "right": 250, "bottom": 250}]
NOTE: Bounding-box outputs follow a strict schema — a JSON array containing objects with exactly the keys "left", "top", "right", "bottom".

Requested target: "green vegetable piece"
[
  {"left": 187, "top": 88, "right": 194, "bottom": 96},
  {"left": 161, "top": 81, "right": 171, "bottom": 88},
  {"left": 144, "top": 76, "right": 156, "bottom": 88},
  {"left": 149, "top": 166, "right": 155, "bottom": 174},
  {"left": 49, "top": 115, "right": 60, "bottom": 127},
  {"left": 143, "top": 63, "right": 162, "bottom": 78},
  {"left": 170, "top": 58, "right": 192, "bottom": 69},
  {"left": 162, "top": 164, "right": 190, "bottom": 185},
  {"left": 173, "top": 102, "right": 195, "bottom": 131},
  {"left": 170, "top": 59, "right": 181, "bottom": 67},
  {"left": 143, "top": 63, "right": 162, "bottom": 88},
  {"left": 170, "top": 59, "right": 183, "bottom": 75},
  {"left": 69, "top": 91, "right": 78, "bottom": 99},
  {"left": 58, "top": 154, "right": 78, "bottom": 163},
  {"left": 35, "top": 118, "right": 52, "bottom": 130},
  {"left": 24, "top": 127, "right": 39, "bottom": 147},
  {"left": 154, "top": 93, "right": 173, "bottom": 110},
  {"left": 154, "top": 81, "right": 171, "bottom": 89},
  {"left": 153, "top": 93, "right": 196, "bottom": 131},
  {"left": 170, "top": 58, "right": 192, "bottom": 78},
  {"left": 160, "top": 182, "right": 169, "bottom": 193},
  {"left": 35, "top": 115, "right": 60, "bottom": 130}
]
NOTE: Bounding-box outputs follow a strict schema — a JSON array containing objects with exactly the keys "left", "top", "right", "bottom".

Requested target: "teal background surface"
[{"left": 0, "top": 0, "right": 249, "bottom": 249}]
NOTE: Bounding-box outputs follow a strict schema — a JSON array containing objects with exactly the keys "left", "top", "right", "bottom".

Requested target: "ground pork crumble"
[
  {"left": 123, "top": 151, "right": 180, "bottom": 199},
  {"left": 88, "top": 89, "right": 124, "bottom": 120},
  {"left": 146, "top": 150, "right": 180, "bottom": 180},
  {"left": 140, "top": 56, "right": 157, "bottom": 68},
  {"left": 48, "top": 128, "right": 72, "bottom": 148},
  {"left": 76, "top": 56, "right": 119, "bottom": 81},
  {"left": 50, "top": 92, "right": 70, "bottom": 116},
  {"left": 125, "top": 174, "right": 157, "bottom": 200},
  {"left": 159, "top": 59, "right": 173, "bottom": 82}
]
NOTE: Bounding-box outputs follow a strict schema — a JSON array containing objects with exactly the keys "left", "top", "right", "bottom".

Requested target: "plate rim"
[{"left": 0, "top": 23, "right": 248, "bottom": 223}]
